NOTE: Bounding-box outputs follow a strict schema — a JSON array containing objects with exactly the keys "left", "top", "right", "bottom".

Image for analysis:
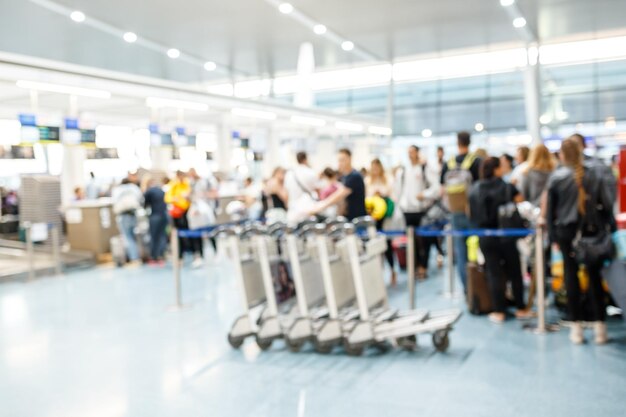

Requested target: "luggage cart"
[
  {"left": 225, "top": 223, "right": 272, "bottom": 349},
  {"left": 342, "top": 220, "right": 462, "bottom": 355},
  {"left": 282, "top": 223, "right": 330, "bottom": 352}
]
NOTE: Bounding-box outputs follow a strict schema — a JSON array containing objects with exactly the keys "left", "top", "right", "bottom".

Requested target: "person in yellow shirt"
[{"left": 165, "top": 170, "right": 203, "bottom": 267}]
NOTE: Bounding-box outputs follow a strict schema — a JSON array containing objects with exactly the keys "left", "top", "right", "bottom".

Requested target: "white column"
[
  {"left": 294, "top": 42, "right": 315, "bottom": 108},
  {"left": 150, "top": 147, "right": 172, "bottom": 171},
  {"left": 523, "top": 47, "right": 542, "bottom": 145},
  {"left": 216, "top": 120, "right": 233, "bottom": 173},
  {"left": 61, "top": 145, "right": 86, "bottom": 206},
  {"left": 263, "top": 128, "right": 281, "bottom": 177}
]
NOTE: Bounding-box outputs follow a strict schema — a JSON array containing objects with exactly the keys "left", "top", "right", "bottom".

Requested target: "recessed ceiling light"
[
  {"left": 513, "top": 17, "right": 527, "bottom": 28},
  {"left": 335, "top": 121, "right": 363, "bottom": 132},
  {"left": 474, "top": 122, "right": 485, "bottom": 132},
  {"left": 368, "top": 126, "right": 393, "bottom": 136},
  {"left": 278, "top": 3, "right": 293, "bottom": 14},
  {"left": 500, "top": 0, "right": 515, "bottom": 6},
  {"left": 605, "top": 116, "right": 617, "bottom": 129},
  {"left": 421, "top": 128, "right": 433, "bottom": 138},
  {"left": 291, "top": 115, "right": 326, "bottom": 127},
  {"left": 167, "top": 48, "right": 180, "bottom": 59},
  {"left": 341, "top": 41, "right": 354, "bottom": 51},
  {"left": 123, "top": 32, "right": 137, "bottom": 43},
  {"left": 313, "top": 24, "right": 327, "bottom": 35},
  {"left": 204, "top": 61, "right": 217, "bottom": 71},
  {"left": 231, "top": 108, "right": 277, "bottom": 120},
  {"left": 70, "top": 11, "right": 85, "bottom": 23}
]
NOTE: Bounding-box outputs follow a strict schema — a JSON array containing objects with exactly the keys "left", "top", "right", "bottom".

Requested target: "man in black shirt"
[{"left": 312, "top": 148, "right": 366, "bottom": 220}]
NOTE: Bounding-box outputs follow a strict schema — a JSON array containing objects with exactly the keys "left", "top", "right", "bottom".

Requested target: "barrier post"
[
  {"left": 525, "top": 224, "right": 558, "bottom": 334},
  {"left": 407, "top": 226, "right": 416, "bottom": 309},
  {"left": 167, "top": 227, "right": 191, "bottom": 311},
  {"left": 444, "top": 224, "right": 456, "bottom": 298},
  {"left": 24, "top": 222, "right": 35, "bottom": 281},
  {"left": 51, "top": 224, "right": 62, "bottom": 276}
]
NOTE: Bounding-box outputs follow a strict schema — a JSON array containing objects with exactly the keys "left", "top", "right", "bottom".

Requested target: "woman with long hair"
[
  {"left": 366, "top": 158, "right": 397, "bottom": 285},
  {"left": 521, "top": 144, "right": 557, "bottom": 206},
  {"left": 546, "top": 138, "right": 612, "bottom": 344},
  {"left": 469, "top": 157, "right": 533, "bottom": 323}
]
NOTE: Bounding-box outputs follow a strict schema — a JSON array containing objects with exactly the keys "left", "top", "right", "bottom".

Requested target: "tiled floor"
[{"left": 0, "top": 259, "right": 624, "bottom": 417}]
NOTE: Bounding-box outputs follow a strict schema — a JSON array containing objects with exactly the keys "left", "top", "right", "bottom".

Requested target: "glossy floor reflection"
[{"left": 0, "top": 260, "right": 625, "bottom": 417}]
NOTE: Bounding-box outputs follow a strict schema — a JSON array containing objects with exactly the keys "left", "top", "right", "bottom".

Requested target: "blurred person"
[
  {"left": 510, "top": 146, "right": 530, "bottom": 186},
  {"left": 474, "top": 148, "right": 488, "bottom": 159},
  {"left": 469, "top": 157, "right": 533, "bottom": 323},
  {"left": 165, "top": 171, "right": 202, "bottom": 267},
  {"left": 433, "top": 146, "right": 446, "bottom": 267},
  {"left": 312, "top": 149, "right": 366, "bottom": 221},
  {"left": 521, "top": 144, "right": 556, "bottom": 207},
  {"left": 85, "top": 172, "right": 100, "bottom": 199},
  {"left": 395, "top": 146, "right": 441, "bottom": 279},
  {"left": 241, "top": 177, "right": 262, "bottom": 220},
  {"left": 284, "top": 152, "right": 320, "bottom": 220},
  {"left": 112, "top": 178, "right": 143, "bottom": 266},
  {"left": 263, "top": 167, "right": 289, "bottom": 221},
  {"left": 127, "top": 171, "right": 140, "bottom": 186},
  {"left": 319, "top": 168, "right": 339, "bottom": 200},
  {"left": 73, "top": 187, "right": 85, "bottom": 202},
  {"left": 360, "top": 167, "right": 368, "bottom": 178},
  {"left": 143, "top": 176, "right": 168, "bottom": 265},
  {"left": 440, "top": 131, "right": 482, "bottom": 291},
  {"left": 188, "top": 168, "right": 216, "bottom": 252},
  {"left": 366, "top": 158, "right": 396, "bottom": 285},
  {"left": 500, "top": 154, "right": 514, "bottom": 182},
  {"left": 547, "top": 139, "right": 615, "bottom": 345},
  {"left": 571, "top": 133, "right": 617, "bottom": 204}
]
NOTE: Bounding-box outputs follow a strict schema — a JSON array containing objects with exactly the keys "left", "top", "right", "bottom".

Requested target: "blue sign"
[
  {"left": 149, "top": 123, "right": 159, "bottom": 134},
  {"left": 18, "top": 113, "right": 37, "bottom": 127},
  {"left": 64, "top": 118, "right": 79, "bottom": 130},
  {"left": 176, "top": 126, "right": 186, "bottom": 136}
]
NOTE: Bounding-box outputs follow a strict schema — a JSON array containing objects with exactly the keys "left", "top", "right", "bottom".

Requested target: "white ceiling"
[{"left": 1, "top": 0, "right": 625, "bottom": 85}]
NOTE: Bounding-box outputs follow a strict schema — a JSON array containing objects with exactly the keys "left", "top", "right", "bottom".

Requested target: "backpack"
[{"left": 444, "top": 153, "right": 477, "bottom": 213}]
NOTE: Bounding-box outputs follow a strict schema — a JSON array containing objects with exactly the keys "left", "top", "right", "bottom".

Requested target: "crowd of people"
[{"left": 100, "top": 129, "right": 617, "bottom": 345}]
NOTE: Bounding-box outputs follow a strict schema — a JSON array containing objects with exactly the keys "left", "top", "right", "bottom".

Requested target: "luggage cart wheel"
[
  {"left": 396, "top": 335, "right": 417, "bottom": 351},
  {"left": 343, "top": 340, "right": 364, "bottom": 357},
  {"left": 285, "top": 338, "right": 304, "bottom": 353},
  {"left": 313, "top": 340, "right": 333, "bottom": 354},
  {"left": 432, "top": 330, "right": 450, "bottom": 353},
  {"left": 227, "top": 334, "right": 244, "bottom": 349},
  {"left": 255, "top": 335, "right": 274, "bottom": 351}
]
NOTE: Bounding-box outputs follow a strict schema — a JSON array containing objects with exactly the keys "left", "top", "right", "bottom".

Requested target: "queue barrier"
[{"left": 171, "top": 223, "right": 552, "bottom": 334}]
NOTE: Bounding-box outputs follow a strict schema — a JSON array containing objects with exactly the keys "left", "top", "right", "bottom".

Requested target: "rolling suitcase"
[{"left": 466, "top": 262, "right": 492, "bottom": 315}]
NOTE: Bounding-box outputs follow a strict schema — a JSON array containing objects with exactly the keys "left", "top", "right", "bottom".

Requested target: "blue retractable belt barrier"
[{"left": 375, "top": 228, "right": 535, "bottom": 238}]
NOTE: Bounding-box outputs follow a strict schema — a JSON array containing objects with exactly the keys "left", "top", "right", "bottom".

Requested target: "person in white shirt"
[
  {"left": 394, "top": 145, "right": 441, "bottom": 279},
  {"left": 284, "top": 152, "right": 320, "bottom": 224},
  {"left": 510, "top": 146, "right": 530, "bottom": 187}
]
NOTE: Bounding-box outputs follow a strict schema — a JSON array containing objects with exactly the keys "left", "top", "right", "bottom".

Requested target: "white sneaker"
[
  {"left": 569, "top": 322, "right": 584, "bottom": 345},
  {"left": 191, "top": 257, "right": 204, "bottom": 269},
  {"left": 594, "top": 321, "right": 608, "bottom": 345}
]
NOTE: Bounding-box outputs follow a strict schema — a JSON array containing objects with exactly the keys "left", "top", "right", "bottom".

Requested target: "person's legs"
[
  {"left": 501, "top": 238, "right": 530, "bottom": 315},
  {"left": 480, "top": 237, "right": 507, "bottom": 315},
  {"left": 586, "top": 261, "right": 607, "bottom": 322},
  {"left": 377, "top": 219, "right": 396, "bottom": 285},
  {"left": 451, "top": 213, "right": 470, "bottom": 290},
  {"left": 148, "top": 215, "right": 159, "bottom": 260},
  {"left": 404, "top": 212, "right": 425, "bottom": 277},
  {"left": 172, "top": 216, "right": 188, "bottom": 259},
  {"left": 557, "top": 229, "right": 582, "bottom": 322},
  {"left": 118, "top": 213, "right": 139, "bottom": 261}
]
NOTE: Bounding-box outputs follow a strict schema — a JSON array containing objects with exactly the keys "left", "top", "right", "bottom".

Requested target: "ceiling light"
[
  {"left": 313, "top": 24, "right": 327, "bottom": 35},
  {"left": 204, "top": 61, "right": 217, "bottom": 71},
  {"left": 500, "top": 0, "right": 515, "bottom": 6},
  {"left": 368, "top": 126, "right": 393, "bottom": 136},
  {"left": 291, "top": 115, "right": 326, "bottom": 127},
  {"left": 278, "top": 3, "right": 293, "bottom": 14},
  {"left": 605, "top": 116, "right": 617, "bottom": 129},
  {"left": 421, "top": 128, "right": 433, "bottom": 138},
  {"left": 513, "top": 17, "right": 527, "bottom": 28},
  {"left": 539, "top": 114, "right": 552, "bottom": 124},
  {"left": 231, "top": 108, "right": 277, "bottom": 120},
  {"left": 145, "top": 97, "right": 208, "bottom": 111},
  {"left": 167, "top": 48, "right": 180, "bottom": 59},
  {"left": 123, "top": 32, "right": 137, "bottom": 43},
  {"left": 342, "top": 41, "right": 355, "bottom": 51},
  {"left": 335, "top": 121, "right": 363, "bottom": 132},
  {"left": 474, "top": 122, "right": 485, "bottom": 132},
  {"left": 575, "top": 123, "right": 585, "bottom": 130},
  {"left": 70, "top": 11, "right": 85, "bottom": 22},
  {"left": 16, "top": 80, "right": 111, "bottom": 99}
]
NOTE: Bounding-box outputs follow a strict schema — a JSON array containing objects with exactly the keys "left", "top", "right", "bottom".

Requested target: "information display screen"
[
  {"left": 80, "top": 129, "right": 96, "bottom": 146},
  {"left": 37, "top": 126, "right": 60, "bottom": 143}
]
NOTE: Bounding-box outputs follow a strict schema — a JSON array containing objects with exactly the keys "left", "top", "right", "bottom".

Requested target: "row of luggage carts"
[{"left": 215, "top": 216, "right": 462, "bottom": 356}]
